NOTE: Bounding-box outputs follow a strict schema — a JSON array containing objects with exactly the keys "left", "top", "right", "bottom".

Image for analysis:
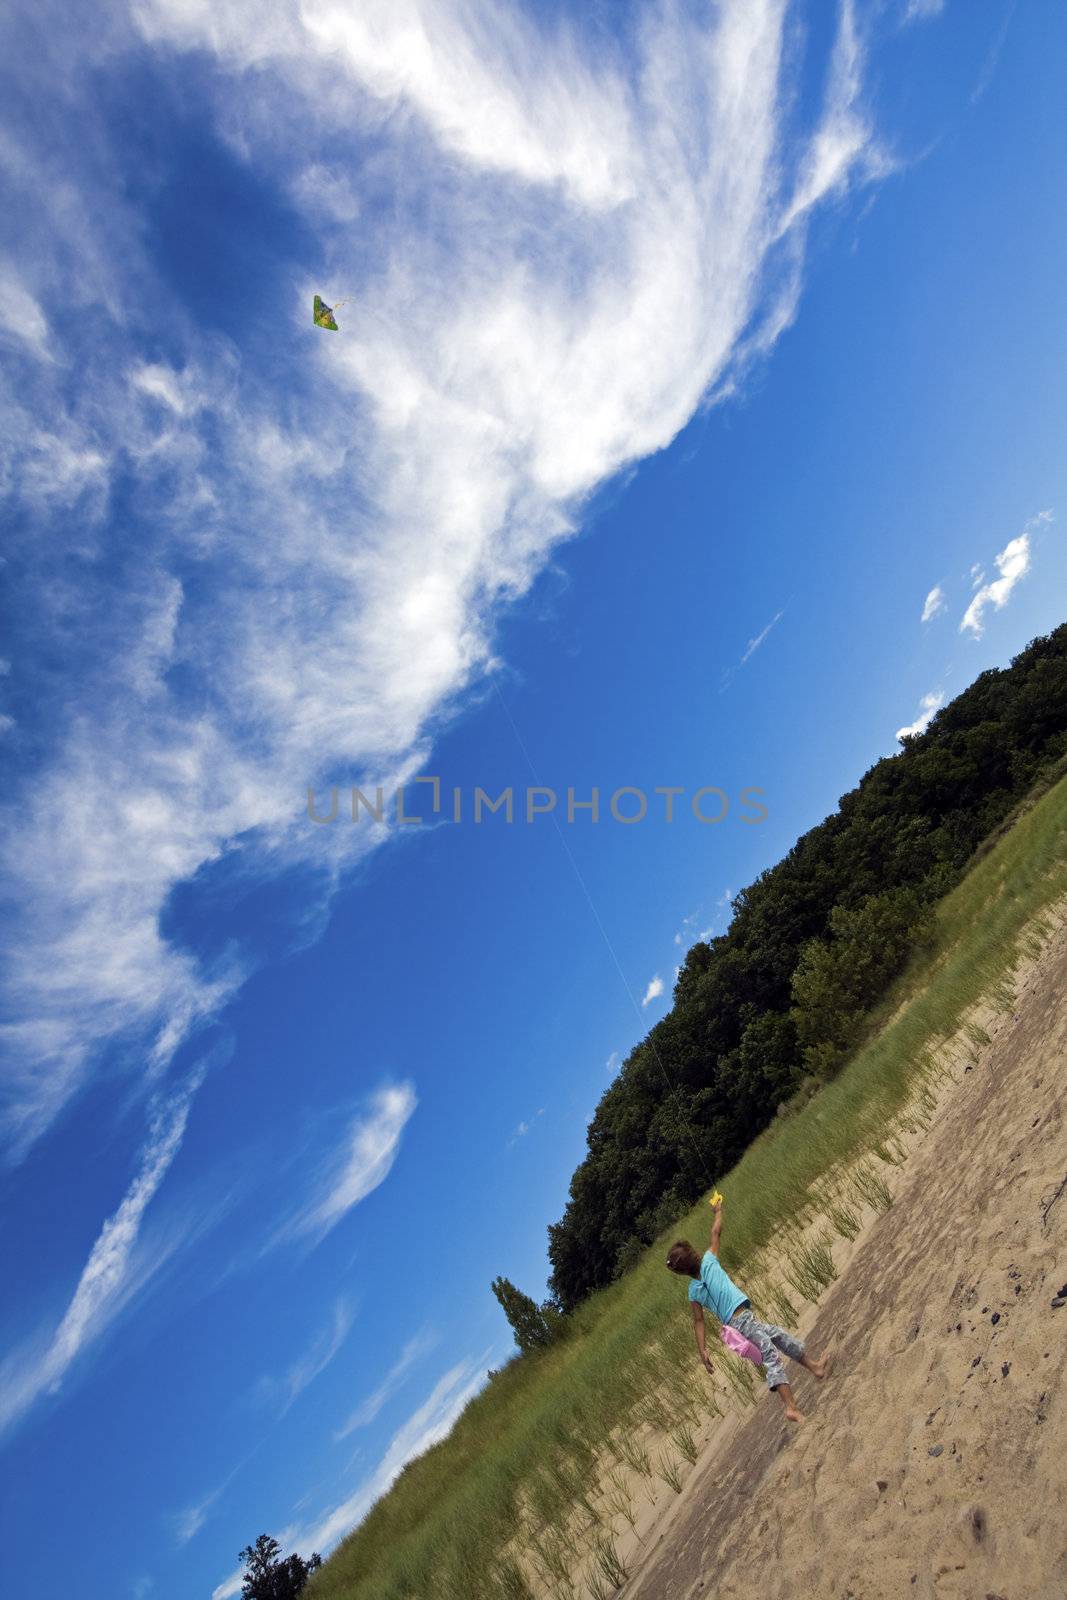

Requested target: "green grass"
[{"left": 308, "top": 770, "right": 1067, "bottom": 1600}]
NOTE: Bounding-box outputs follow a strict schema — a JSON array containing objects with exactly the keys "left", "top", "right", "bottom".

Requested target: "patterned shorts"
[{"left": 728, "top": 1304, "right": 805, "bottom": 1391}]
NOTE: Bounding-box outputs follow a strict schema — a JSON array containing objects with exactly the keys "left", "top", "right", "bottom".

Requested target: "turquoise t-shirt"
[{"left": 687, "top": 1250, "right": 747, "bottom": 1324}]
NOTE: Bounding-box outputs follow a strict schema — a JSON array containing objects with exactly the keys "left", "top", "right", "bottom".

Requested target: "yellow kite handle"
[{"left": 708, "top": 1189, "right": 723, "bottom": 1207}]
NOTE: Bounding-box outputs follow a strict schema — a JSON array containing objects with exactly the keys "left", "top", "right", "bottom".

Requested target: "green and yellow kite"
[{"left": 313, "top": 294, "right": 339, "bottom": 331}]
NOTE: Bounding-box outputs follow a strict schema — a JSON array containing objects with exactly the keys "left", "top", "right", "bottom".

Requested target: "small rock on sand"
[{"left": 928, "top": 1444, "right": 944, "bottom": 1457}]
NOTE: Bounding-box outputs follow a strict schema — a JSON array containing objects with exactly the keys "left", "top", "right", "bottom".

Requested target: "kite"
[
  {"left": 708, "top": 1188, "right": 724, "bottom": 1207},
  {"left": 313, "top": 294, "right": 340, "bottom": 331}
]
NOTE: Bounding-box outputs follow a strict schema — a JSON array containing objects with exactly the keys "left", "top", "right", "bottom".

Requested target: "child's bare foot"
[
  {"left": 783, "top": 1405, "right": 805, "bottom": 1424},
  {"left": 810, "top": 1354, "right": 832, "bottom": 1380}
]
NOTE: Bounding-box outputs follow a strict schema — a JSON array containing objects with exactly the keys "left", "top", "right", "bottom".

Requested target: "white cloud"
[
  {"left": 903, "top": 0, "right": 944, "bottom": 22},
  {"left": 960, "top": 513, "right": 1048, "bottom": 637},
  {"left": 282, "top": 1085, "right": 417, "bottom": 1243},
  {"left": 256, "top": 1299, "right": 355, "bottom": 1416},
  {"left": 0, "top": 264, "right": 55, "bottom": 361},
  {"left": 334, "top": 1333, "right": 424, "bottom": 1439},
  {"left": 920, "top": 584, "right": 945, "bottom": 623},
  {"left": 2, "top": 0, "right": 887, "bottom": 1171},
  {"left": 641, "top": 974, "right": 664, "bottom": 1007},
  {"left": 212, "top": 1356, "right": 489, "bottom": 1597},
  {"left": 298, "top": 1358, "right": 489, "bottom": 1553},
  {"left": 778, "top": 0, "right": 888, "bottom": 236},
  {"left": 174, "top": 1470, "right": 239, "bottom": 1546},
  {"left": 740, "top": 607, "right": 785, "bottom": 664},
  {"left": 674, "top": 907, "right": 715, "bottom": 948},
  {"left": 896, "top": 688, "right": 943, "bottom": 742},
  {"left": 969, "top": 563, "right": 985, "bottom": 587},
  {"left": 721, "top": 607, "right": 786, "bottom": 689},
  {"left": 0, "top": 1065, "right": 204, "bottom": 1434},
  {"left": 506, "top": 1105, "right": 544, "bottom": 1148},
  {"left": 605, "top": 1051, "right": 619, "bottom": 1075},
  {"left": 175, "top": 1492, "right": 221, "bottom": 1546}
]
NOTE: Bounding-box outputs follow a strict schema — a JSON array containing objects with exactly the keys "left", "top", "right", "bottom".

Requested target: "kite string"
[{"left": 490, "top": 678, "right": 712, "bottom": 1185}]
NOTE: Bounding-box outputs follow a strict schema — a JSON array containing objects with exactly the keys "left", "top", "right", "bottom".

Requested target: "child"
[{"left": 666, "top": 1197, "right": 830, "bottom": 1423}]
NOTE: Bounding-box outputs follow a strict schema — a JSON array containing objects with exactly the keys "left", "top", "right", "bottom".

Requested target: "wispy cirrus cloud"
[
  {"left": 720, "top": 606, "right": 786, "bottom": 690},
  {"left": 921, "top": 584, "right": 945, "bottom": 623},
  {"left": 280, "top": 1084, "right": 417, "bottom": 1245},
  {"left": 2, "top": 1, "right": 886, "bottom": 1192},
  {"left": 777, "top": 0, "right": 888, "bottom": 237},
  {"left": 175, "top": 1486, "right": 226, "bottom": 1547},
  {"left": 674, "top": 908, "right": 714, "bottom": 947},
  {"left": 334, "top": 1332, "right": 426, "bottom": 1440},
  {"left": 211, "top": 1355, "right": 490, "bottom": 1598},
  {"left": 254, "top": 1298, "right": 356, "bottom": 1417},
  {"left": 0, "top": 1061, "right": 207, "bottom": 1436},
  {"left": 0, "top": 264, "right": 54, "bottom": 362},
  {"left": 960, "top": 512, "right": 1049, "bottom": 637},
  {"left": 174, "top": 1452, "right": 255, "bottom": 1546},
  {"left": 740, "top": 609, "right": 786, "bottom": 665},
  {"left": 506, "top": 1106, "right": 545, "bottom": 1148},
  {"left": 895, "top": 688, "right": 943, "bottom": 742}
]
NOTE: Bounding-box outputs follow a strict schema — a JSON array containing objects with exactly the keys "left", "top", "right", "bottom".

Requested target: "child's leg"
[
  {"left": 767, "top": 1324, "right": 831, "bottom": 1380},
  {"left": 772, "top": 1381, "right": 804, "bottom": 1423},
  {"left": 730, "top": 1308, "right": 791, "bottom": 1395}
]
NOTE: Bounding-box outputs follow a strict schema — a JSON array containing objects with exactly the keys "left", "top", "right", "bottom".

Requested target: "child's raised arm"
[{"left": 709, "top": 1196, "right": 723, "bottom": 1256}]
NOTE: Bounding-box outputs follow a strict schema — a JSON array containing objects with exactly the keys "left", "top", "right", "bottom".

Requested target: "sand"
[{"left": 619, "top": 914, "right": 1067, "bottom": 1600}]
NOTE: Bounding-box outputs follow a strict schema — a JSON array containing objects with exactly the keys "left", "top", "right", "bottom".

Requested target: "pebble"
[
  {"left": 1001, "top": 1362, "right": 1011, "bottom": 1377},
  {"left": 928, "top": 1444, "right": 944, "bottom": 1457},
  {"left": 1052, "top": 1297, "right": 1065, "bottom": 1309},
  {"left": 991, "top": 1312, "right": 1000, "bottom": 1324}
]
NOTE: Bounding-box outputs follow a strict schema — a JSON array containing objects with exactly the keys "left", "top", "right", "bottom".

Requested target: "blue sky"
[{"left": 1, "top": 1, "right": 1065, "bottom": 1595}]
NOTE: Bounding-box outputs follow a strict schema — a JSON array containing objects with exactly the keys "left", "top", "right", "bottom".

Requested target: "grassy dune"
[{"left": 308, "top": 767, "right": 1067, "bottom": 1600}]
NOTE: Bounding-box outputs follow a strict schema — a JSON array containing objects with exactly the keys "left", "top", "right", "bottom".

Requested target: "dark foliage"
[
  {"left": 491, "top": 1275, "right": 565, "bottom": 1354},
  {"left": 547, "top": 624, "right": 1067, "bottom": 1309},
  {"left": 239, "top": 1534, "right": 322, "bottom": 1600}
]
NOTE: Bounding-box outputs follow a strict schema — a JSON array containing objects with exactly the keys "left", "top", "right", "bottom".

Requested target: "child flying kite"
[{"left": 666, "top": 1194, "right": 831, "bottom": 1423}]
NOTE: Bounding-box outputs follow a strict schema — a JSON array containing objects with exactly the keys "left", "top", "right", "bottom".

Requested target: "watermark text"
[{"left": 306, "top": 780, "right": 768, "bottom": 826}]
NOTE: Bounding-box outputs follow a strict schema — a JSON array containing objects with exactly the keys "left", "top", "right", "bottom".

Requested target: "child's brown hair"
[{"left": 665, "top": 1240, "right": 701, "bottom": 1276}]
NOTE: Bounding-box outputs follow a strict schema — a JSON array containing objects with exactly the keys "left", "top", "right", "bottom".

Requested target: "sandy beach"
[{"left": 617, "top": 913, "right": 1067, "bottom": 1600}]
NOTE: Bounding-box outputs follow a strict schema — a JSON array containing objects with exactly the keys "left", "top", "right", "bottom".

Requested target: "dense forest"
[{"left": 546, "top": 623, "right": 1067, "bottom": 1311}]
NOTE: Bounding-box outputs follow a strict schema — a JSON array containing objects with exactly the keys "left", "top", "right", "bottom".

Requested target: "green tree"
[
  {"left": 490, "top": 1276, "right": 561, "bottom": 1354},
  {"left": 238, "top": 1534, "right": 322, "bottom": 1600},
  {"left": 790, "top": 887, "right": 929, "bottom": 1074}
]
